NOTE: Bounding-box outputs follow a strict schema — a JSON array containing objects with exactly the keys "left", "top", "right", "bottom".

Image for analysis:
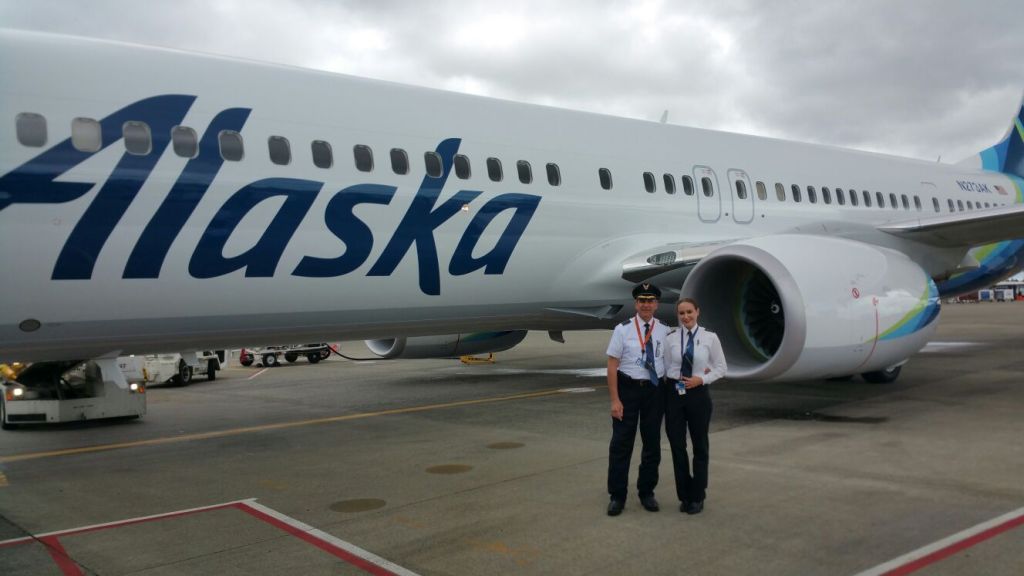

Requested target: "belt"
[{"left": 617, "top": 372, "right": 663, "bottom": 386}]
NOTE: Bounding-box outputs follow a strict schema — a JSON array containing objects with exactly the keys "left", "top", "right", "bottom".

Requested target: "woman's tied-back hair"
[{"left": 677, "top": 297, "right": 699, "bottom": 310}]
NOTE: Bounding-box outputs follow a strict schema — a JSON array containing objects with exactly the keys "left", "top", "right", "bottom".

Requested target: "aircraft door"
[
  {"left": 694, "top": 165, "right": 721, "bottom": 222},
  {"left": 728, "top": 169, "right": 755, "bottom": 223}
]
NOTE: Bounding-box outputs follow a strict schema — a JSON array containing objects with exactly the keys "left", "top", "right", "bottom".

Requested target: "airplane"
[{"left": 2, "top": 28, "right": 1024, "bottom": 390}]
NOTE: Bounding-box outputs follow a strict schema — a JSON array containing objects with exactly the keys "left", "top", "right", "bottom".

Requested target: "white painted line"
[
  {"left": 246, "top": 368, "right": 268, "bottom": 380},
  {"left": 0, "top": 499, "right": 251, "bottom": 547},
  {"left": 558, "top": 387, "right": 596, "bottom": 393},
  {"left": 853, "top": 505, "right": 1024, "bottom": 576},
  {"left": 918, "top": 341, "right": 981, "bottom": 353},
  {"left": 240, "top": 500, "right": 419, "bottom": 576}
]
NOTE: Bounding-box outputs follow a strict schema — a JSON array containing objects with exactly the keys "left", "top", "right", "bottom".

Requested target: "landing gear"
[{"left": 862, "top": 365, "right": 902, "bottom": 383}]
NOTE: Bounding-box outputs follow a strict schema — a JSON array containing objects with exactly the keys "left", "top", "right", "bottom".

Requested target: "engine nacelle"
[
  {"left": 682, "top": 235, "right": 940, "bottom": 382},
  {"left": 365, "top": 331, "right": 528, "bottom": 359}
]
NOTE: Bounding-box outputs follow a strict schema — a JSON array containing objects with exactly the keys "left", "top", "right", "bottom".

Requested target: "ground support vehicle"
[
  {"left": 119, "top": 351, "right": 222, "bottom": 386},
  {"left": 1, "top": 359, "right": 146, "bottom": 429},
  {"left": 239, "top": 344, "right": 332, "bottom": 367}
]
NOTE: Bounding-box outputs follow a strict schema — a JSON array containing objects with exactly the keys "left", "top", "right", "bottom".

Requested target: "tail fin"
[{"left": 958, "top": 93, "right": 1024, "bottom": 177}]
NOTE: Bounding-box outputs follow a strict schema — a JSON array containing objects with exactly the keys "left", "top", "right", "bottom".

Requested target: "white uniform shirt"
[
  {"left": 606, "top": 314, "right": 671, "bottom": 381},
  {"left": 665, "top": 325, "right": 728, "bottom": 384}
]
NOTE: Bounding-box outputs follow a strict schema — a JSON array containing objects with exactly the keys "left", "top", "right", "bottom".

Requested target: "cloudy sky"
[{"left": 4, "top": 0, "right": 1022, "bottom": 163}]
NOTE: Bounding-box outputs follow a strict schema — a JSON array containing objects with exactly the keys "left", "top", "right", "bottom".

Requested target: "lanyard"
[{"left": 633, "top": 316, "right": 655, "bottom": 358}]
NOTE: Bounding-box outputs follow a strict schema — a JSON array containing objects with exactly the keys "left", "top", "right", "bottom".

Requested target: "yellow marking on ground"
[
  {"left": 0, "top": 388, "right": 567, "bottom": 464},
  {"left": 0, "top": 472, "right": 8, "bottom": 487}
]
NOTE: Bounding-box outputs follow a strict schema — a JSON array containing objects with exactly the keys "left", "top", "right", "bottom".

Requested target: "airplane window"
[
  {"left": 72, "top": 117, "right": 102, "bottom": 153},
  {"left": 353, "top": 145, "right": 373, "bottom": 172},
  {"left": 455, "top": 154, "right": 471, "bottom": 179},
  {"left": 663, "top": 173, "right": 676, "bottom": 194},
  {"left": 16, "top": 112, "right": 47, "bottom": 147},
  {"left": 218, "top": 130, "right": 244, "bottom": 161},
  {"left": 735, "top": 180, "right": 747, "bottom": 199},
  {"left": 957, "top": 200, "right": 964, "bottom": 211},
  {"left": 849, "top": 189, "right": 859, "bottom": 206},
  {"left": 643, "top": 172, "right": 656, "bottom": 193},
  {"left": 835, "top": 188, "right": 845, "bottom": 205},
  {"left": 390, "top": 148, "right": 409, "bottom": 174},
  {"left": 488, "top": 158, "right": 503, "bottom": 182},
  {"left": 268, "top": 136, "right": 290, "bottom": 165},
  {"left": 822, "top": 187, "right": 832, "bottom": 204},
  {"left": 682, "top": 175, "right": 695, "bottom": 196},
  {"left": 876, "top": 192, "right": 885, "bottom": 208},
  {"left": 123, "top": 121, "right": 152, "bottom": 156},
  {"left": 863, "top": 190, "right": 872, "bottom": 207},
  {"left": 891, "top": 193, "right": 900, "bottom": 210},
  {"left": 948, "top": 198, "right": 955, "bottom": 212},
  {"left": 517, "top": 160, "right": 533, "bottom": 184},
  {"left": 311, "top": 140, "right": 333, "bottom": 168},
  {"left": 425, "top": 151, "right": 443, "bottom": 178},
  {"left": 599, "top": 168, "right": 613, "bottom": 190},
  {"left": 914, "top": 196, "right": 922, "bottom": 211},
  {"left": 775, "top": 183, "right": 785, "bottom": 201},
  {"left": 791, "top": 184, "right": 801, "bottom": 202},
  {"left": 172, "top": 126, "right": 198, "bottom": 158},
  {"left": 807, "top": 186, "right": 817, "bottom": 203},
  {"left": 932, "top": 197, "right": 940, "bottom": 212},
  {"left": 967, "top": 200, "right": 974, "bottom": 210},
  {"left": 756, "top": 181, "right": 767, "bottom": 201},
  {"left": 547, "top": 163, "right": 561, "bottom": 186},
  {"left": 701, "top": 177, "right": 714, "bottom": 197}
]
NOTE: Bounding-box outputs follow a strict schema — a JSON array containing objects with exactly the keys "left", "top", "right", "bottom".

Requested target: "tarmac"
[{"left": 0, "top": 302, "right": 1022, "bottom": 575}]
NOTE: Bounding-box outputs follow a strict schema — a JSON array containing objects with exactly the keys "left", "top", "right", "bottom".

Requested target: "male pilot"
[{"left": 605, "top": 282, "right": 669, "bottom": 516}]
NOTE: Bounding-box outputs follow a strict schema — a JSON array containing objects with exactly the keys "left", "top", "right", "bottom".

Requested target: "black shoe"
[
  {"left": 685, "top": 500, "right": 704, "bottom": 515},
  {"left": 679, "top": 501, "right": 688, "bottom": 513},
  {"left": 607, "top": 499, "right": 625, "bottom": 516},
  {"left": 640, "top": 495, "right": 660, "bottom": 512}
]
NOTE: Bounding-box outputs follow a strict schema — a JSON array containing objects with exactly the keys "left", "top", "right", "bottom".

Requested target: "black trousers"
[
  {"left": 607, "top": 372, "right": 664, "bottom": 501},
  {"left": 663, "top": 380, "right": 713, "bottom": 503}
]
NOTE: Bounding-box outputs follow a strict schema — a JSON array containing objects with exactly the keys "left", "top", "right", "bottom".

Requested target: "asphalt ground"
[{"left": 0, "top": 302, "right": 1022, "bottom": 575}]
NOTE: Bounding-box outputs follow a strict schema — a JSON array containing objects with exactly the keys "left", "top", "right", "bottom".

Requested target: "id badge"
[{"left": 675, "top": 380, "right": 686, "bottom": 396}]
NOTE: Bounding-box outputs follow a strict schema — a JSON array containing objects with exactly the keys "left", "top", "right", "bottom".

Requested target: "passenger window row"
[{"left": 13, "top": 113, "right": 563, "bottom": 186}]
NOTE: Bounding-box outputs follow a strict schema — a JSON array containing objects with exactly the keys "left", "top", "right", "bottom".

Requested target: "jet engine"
[
  {"left": 681, "top": 235, "right": 940, "bottom": 382},
  {"left": 365, "top": 331, "right": 528, "bottom": 359}
]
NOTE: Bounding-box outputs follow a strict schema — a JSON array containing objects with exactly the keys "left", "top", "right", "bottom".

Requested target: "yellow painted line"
[
  {"left": 0, "top": 472, "right": 8, "bottom": 487},
  {"left": 0, "top": 388, "right": 567, "bottom": 464}
]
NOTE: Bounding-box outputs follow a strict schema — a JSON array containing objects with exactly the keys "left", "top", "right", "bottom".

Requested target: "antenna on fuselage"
[{"left": 659, "top": 110, "right": 669, "bottom": 124}]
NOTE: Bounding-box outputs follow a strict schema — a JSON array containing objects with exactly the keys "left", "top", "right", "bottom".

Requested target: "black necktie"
[{"left": 682, "top": 330, "right": 694, "bottom": 377}]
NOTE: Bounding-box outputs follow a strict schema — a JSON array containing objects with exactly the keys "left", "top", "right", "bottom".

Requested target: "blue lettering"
[
  {"left": 367, "top": 138, "right": 480, "bottom": 295},
  {"left": 293, "top": 184, "right": 396, "bottom": 277},
  {"left": 124, "top": 108, "right": 251, "bottom": 278},
  {"left": 189, "top": 178, "right": 320, "bottom": 278},
  {"left": 449, "top": 193, "right": 541, "bottom": 276}
]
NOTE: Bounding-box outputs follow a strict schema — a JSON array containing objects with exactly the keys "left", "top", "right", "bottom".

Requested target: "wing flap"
[{"left": 878, "top": 204, "right": 1024, "bottom": 247}]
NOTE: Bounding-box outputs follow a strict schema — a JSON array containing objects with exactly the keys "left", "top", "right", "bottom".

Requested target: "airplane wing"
[
  {"left": 878, "top": 204, "right": 1024, "bottom": 247},
  {"left": 621, "top": 240, "right": 739, "bottom": 282}
]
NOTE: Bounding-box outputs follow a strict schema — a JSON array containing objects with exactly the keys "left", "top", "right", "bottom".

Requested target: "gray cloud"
[{"left": 3, "top": 0, "right": 1022, "bottom": 161}]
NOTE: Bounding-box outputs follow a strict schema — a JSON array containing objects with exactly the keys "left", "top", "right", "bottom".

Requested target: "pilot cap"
[{"left": 632, "top": 282, "right": 662, "bottom": 300}]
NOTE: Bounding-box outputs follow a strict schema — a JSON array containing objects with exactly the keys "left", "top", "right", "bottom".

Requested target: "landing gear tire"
[
  {"left": 285, "top": 352, "right": 299, "bottom": 363},
  {"left": 206, "top": 360, "right": 218, "bottom": 381},
  {"left": 262, "top": 353, "right": 279, "bottom": 367},
  {"left": 307, "top": 353, "right": 321, "bottom": 364},
  {"left": 173, "top": 361, "right": 193, "bottom": 386},
  {"left": 862, "top": 365, "right": 902, "bottom": 383}
]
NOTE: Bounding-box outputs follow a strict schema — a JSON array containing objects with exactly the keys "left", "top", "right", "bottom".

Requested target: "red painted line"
[
  {"left": 38, "top": 536, "right": 85, "bottom": 576},
  {"left": 880, "top": 513, "right": 1024, "bottom": 576},
  {"left": 234, "top": 503, "right": 400, "bottom": 576}
]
